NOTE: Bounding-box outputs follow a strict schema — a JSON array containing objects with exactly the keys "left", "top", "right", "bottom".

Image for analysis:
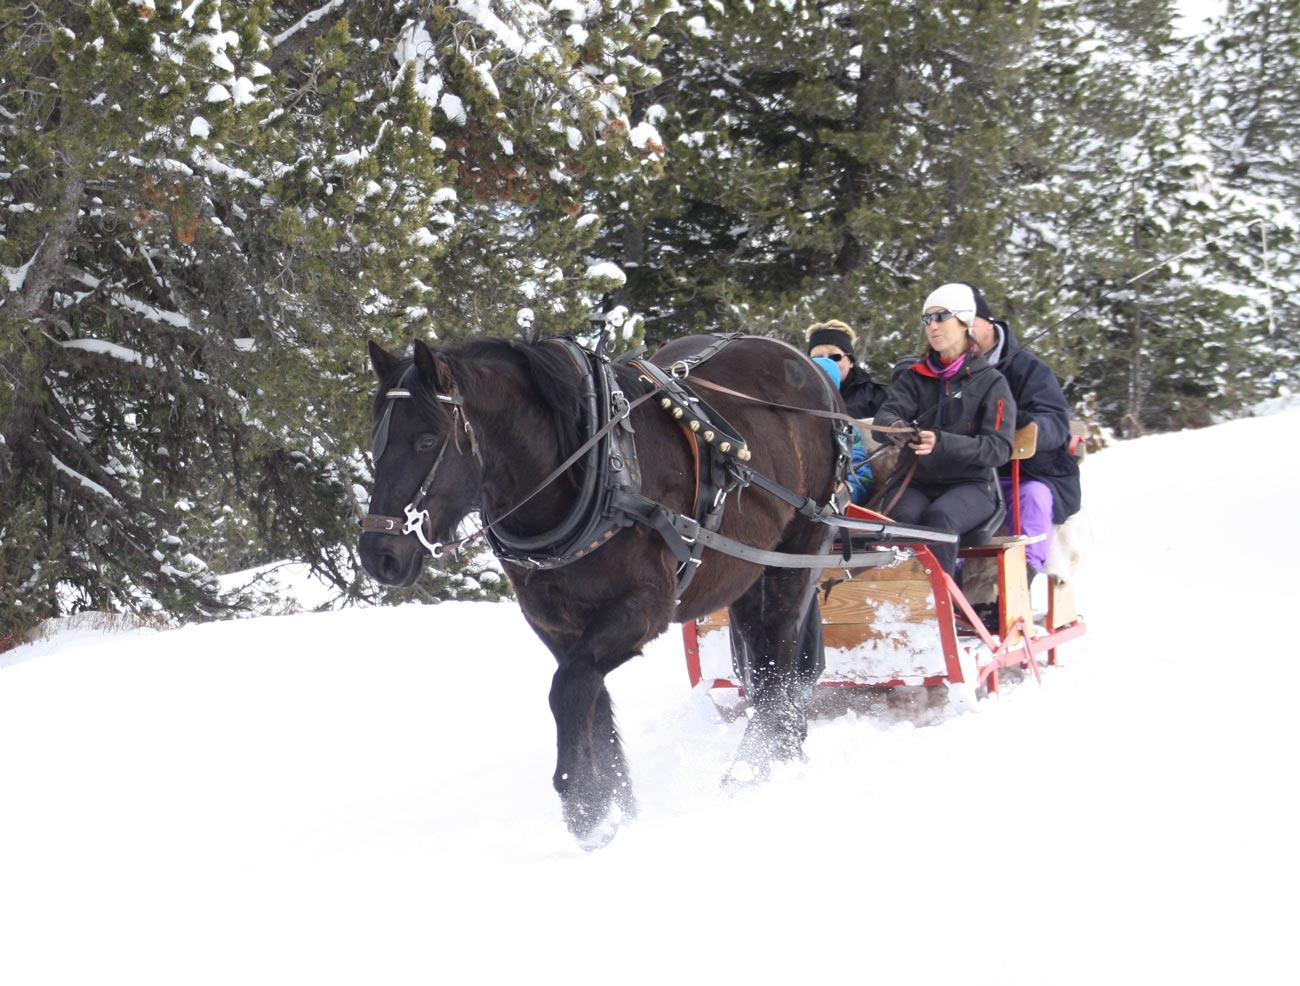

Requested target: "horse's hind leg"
[
  {"left": 548, "top": 657, "right": 635, "bottom": 847},
  {"left": 732, "top": 593, "right": 825, "bottom": 701},
  {"left": 727, "top": 567, "right": 822, "bottom": 781}
]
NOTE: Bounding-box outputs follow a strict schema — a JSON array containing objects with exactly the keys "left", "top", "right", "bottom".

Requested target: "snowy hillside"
[{"left": 3, "top": 404, "right": 1298, "bottom": 985}]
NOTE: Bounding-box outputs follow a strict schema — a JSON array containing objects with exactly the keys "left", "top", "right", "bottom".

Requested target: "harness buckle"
[
  {"left": 610, "top": 389, "right": 630, "bottom": 419},
  {"left": 677, "top": 516, "right": 700, "bottom": 544}
]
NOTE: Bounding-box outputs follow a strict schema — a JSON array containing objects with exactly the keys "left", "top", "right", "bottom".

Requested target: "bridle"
[
  {"left": 359, "top": 366, "right": 474, "bottom": 557},
  {"left": 359, "top": 350, "right": 650, "bottom": 565}
]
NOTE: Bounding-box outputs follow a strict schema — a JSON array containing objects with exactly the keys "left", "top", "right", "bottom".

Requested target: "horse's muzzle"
[{"left": 358, "top": 531, "right": 423, "bottom": 587}]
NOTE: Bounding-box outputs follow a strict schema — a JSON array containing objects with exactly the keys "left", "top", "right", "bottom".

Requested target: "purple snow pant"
[
  {"left": 1001, "top": 476, "right": 1053, "bottom": 573},
  {"left": 887, "top": 481, "right": 999, "bottom": 577}
]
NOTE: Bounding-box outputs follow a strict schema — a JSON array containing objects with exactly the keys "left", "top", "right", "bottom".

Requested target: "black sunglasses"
[
  {"left": 921, "top": 309, "right": 956, "bottom": 327},
  {"left": 820, "top": 351, "right": 852, "bottom": 362}
]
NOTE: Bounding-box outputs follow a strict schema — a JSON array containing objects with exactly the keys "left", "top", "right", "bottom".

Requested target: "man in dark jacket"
[
  {"left": 805, "top": 319, "right": 888, "bottom": 418},
  {"left": 961, "top": 282, "right": 1082, "bottom": 579}
]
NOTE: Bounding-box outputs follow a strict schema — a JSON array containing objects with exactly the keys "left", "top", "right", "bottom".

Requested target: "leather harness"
[{"left": 361, "top": 335, "right": 955, "bottom": 595}]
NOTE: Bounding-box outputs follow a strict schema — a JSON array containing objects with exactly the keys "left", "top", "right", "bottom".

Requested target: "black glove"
[
  {"left": 1015, "top": 411, "right": 1035, "bottom": 430},
  {"left": 888, "top": 427, "right": 920, "bottom": 448}
]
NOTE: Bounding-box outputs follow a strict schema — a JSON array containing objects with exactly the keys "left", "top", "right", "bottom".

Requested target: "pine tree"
[
  {"left": 0, "top": 0, "right": 667, "bottom": 640},
  {"left": 1195, "top": 0, "right": 1300, "bottom": 396},
  {"left": 994, "top": 0, "right": 1265, "bottom": 434},
  {"left": 1, "top": 0, "right": 259, "bottom": 633},
  {"left": 611, "top": 0, "right": 1281, "bottom": 434},
  {"left": 608, "top": 0, "right": 1041, "bottom": 369}
]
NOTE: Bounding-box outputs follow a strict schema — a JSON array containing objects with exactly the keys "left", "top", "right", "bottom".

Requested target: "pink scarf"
[{"left": 927, "top": 351, "right": 968, "bottom": 381}]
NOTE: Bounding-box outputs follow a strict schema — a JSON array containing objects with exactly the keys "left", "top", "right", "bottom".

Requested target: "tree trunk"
[{"left": 2, "top": 171, "right": 85, "bottom": 475}]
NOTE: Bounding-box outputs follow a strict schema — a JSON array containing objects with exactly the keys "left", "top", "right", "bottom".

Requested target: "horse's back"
[
  {"left": 652, "top": 333, "right": 826, "bottom": 395},
  {"left": 649, "top": 334, "right": 840, "bottom": 434}
]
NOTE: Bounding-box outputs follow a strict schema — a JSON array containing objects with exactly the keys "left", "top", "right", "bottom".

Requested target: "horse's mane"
[
  {"left": 378, "top": 337, "right": 613, "bottom": 463},
  {"left": 455, "top": 337, "right": 587, "bottom": 457}
]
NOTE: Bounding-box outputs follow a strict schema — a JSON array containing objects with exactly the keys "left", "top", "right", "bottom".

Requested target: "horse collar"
[
  {"left": 495, "top": 334, "right": 751, "bottom": 597},
  {"left": 485, "top": 340, "right": 641, "bottom": 570}
]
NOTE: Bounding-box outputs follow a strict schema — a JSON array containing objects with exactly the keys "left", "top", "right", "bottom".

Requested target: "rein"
[
  {"left": 362, "top": 343, "right": 652, "bottom": 563},
  {"left": 361, "top": 336, "right": 955, "bottom": 578},
  {"left": 445, "top": 388, "right": 657, "bottom": 558},
  {"left": 685, "top": 374, "right": 916, "bottom": 439},
  {"left": 680, "top": 363, "right": 933, "bottom": 523}
]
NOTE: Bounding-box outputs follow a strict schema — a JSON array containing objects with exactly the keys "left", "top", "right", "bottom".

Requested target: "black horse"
[{"left": 359, "top": 334, "right": 843, "bottom": 846}]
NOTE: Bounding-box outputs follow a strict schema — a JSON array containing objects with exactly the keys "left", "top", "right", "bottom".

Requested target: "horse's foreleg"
[
  {"left": 527, "top": 579, "right": 670, "bottom": 846},
  {"left": 727, "top": 567, "right": 822, "bottom": 781},
  {"left": 549, "top": 656, "right": 635, "bottom": 848}
]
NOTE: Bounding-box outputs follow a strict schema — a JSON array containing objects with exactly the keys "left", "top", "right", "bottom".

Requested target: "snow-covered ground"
[{"left": 3, "top": 403, "right": 1298, "bottom": 985}]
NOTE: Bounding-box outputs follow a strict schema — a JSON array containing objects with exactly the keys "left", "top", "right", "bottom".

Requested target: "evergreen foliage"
[
  {"left": 1, "top": 0, "right": 1292, "bottom": 638},
  {"left": 608, "top": 0, "right": 1036, "bottom": 368},
  {"left": 999, "top": 0, "right": 1265, "bottom": 435},
  {"left": 1, "top": 0, "right": 665, "bottom": 640},
  {"left": 612, "top": 0, "right": 1292, "bottom": 434},
  {"left": 1196, "top": 0, "right": 1300, "bottom": 396}
]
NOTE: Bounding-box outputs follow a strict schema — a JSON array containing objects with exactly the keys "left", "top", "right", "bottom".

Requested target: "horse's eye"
[{"left": 416, "top": 434, "right": 438, "bottom": 453}]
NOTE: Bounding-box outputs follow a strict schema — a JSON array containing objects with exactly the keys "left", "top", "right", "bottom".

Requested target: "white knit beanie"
[{"left": 922, "top": 283, "right": 977, "bottom": 326}]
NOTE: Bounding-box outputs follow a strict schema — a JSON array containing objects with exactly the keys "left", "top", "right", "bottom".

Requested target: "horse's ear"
[
  {"left": 413, "top": 338, "right": 455, "bottom": 394},
  {"left": 368, "top": 340, "right": 400, "bottom": 380}
]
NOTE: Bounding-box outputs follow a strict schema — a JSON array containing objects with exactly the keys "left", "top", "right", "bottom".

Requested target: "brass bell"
[
  {"left": 673, "top": 407, "right": 683, "bottom": 419},
  {"left": 703, "top": 430, "right": 715, "bottom": 442},
  {"left": 737, "top": 448, "right": 752, "bottom": 461},
  {"left": 689, "top": 420, "right": 700, "bottom": 432},
  {"left": 719, "top": 441, "right": 731, "bottom": 453},
  {"left": 660, "top": 397, "right": 672, "bottom": 409}
]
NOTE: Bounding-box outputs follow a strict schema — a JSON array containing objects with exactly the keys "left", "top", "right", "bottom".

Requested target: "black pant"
[{"left": 886, "top": 480, "right": 998, "bottom": 576}]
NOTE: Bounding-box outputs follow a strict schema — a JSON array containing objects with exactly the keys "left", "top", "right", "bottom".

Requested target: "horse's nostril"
[
  {"left": 360, "top": 536, "right": 403, "bottom": 585},
  {"left": 377, "top": 552, "right": 402, "bottom": 583}
]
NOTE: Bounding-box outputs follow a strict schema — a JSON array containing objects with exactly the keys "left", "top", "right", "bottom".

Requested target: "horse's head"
[{"left": 358, "top": 339, "right": 481, "bottom": 586}]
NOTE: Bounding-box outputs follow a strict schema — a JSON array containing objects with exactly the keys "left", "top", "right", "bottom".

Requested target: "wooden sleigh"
[{"left": 682, "top": 422, "right": 1087, "bottom": 702}]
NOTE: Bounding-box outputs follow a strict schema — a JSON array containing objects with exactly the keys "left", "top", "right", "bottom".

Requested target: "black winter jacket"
[
  {"left": 989, "top": 322, "right": 1082, "bottom": 523},
  {"left": 873, "top": 352, "right": 1014, "bottom": 489},
  {"left": 840, "top": 365, "right": 888, "bottom": 418}
]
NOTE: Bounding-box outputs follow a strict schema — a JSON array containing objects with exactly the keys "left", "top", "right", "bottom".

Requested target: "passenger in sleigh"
[
  {"left": 959, "top": 282, "right": 1083, "bottom": 586},
  {"left": 810, "top": 351, "right": 875, "bottom": 506},
  {"left": 872, "top": 283, "right": 1015, "bottom": 577},
  {"left": 804, "top": 319, "right": 888, "bottom": 419},
  {"left": 786, "top": 336, "right": 882, "bottom": 691}
]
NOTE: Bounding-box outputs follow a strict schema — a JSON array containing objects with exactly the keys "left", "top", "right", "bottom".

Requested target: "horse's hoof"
[
  {"left": 566, "top": 801, "right": 628, "bottom": 851},
  {"left": 734, "top": 712, "right": 806, "bottom": 771},
  {"left": 721, "top": 758, "right": 769, "bottom": 791}
]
